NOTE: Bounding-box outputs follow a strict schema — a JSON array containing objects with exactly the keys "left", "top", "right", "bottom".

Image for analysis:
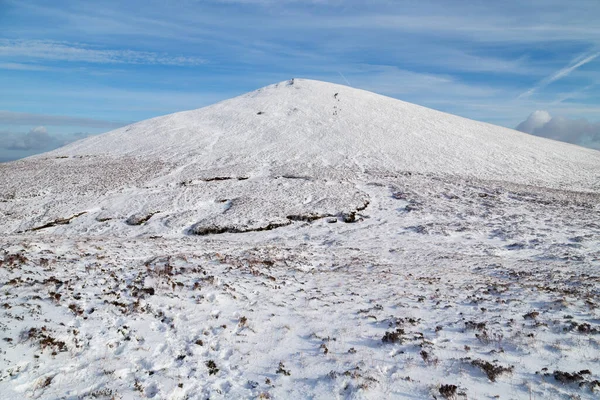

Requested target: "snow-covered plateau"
[{"left": 0, "top": 79, "right": 599, "bottom": 399}]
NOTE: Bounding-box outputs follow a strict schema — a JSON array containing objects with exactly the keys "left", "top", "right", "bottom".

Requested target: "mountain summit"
[{"left": 1, "top": 79, "right": 598, "bottom": 236}]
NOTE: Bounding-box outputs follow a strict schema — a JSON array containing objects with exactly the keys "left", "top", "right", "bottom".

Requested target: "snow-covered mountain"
[
  {"left": 47, "top": 79, "right": 599, "bottom": 186},
  {"left": 1, "top": 79, "right": 598, "bottom": 236},
  {"left": 1, "top": 80, "right": 599, "bottom": 400}
]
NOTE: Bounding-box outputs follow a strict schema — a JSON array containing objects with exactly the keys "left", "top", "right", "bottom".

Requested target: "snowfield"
[{"left": 0, "top": 80, "right": 599, "bottom": 399}]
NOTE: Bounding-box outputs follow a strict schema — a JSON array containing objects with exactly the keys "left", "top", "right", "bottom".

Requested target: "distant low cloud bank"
[
  {"left": 3, "top": 126, "right": 58, "bottom": 151},
  {"left": 0, "top": 111, "right": 126, "bottom": 162},
  {"left": 516, "top": 111, "right": 600, "bottom": 150},
  {"left": 0, "top": 127, "right": 95, "bottom": 162}
]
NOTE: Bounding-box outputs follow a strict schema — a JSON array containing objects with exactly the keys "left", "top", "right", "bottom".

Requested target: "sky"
[{"left": 1, "top": 0, "right": 599, "bottom": 162}]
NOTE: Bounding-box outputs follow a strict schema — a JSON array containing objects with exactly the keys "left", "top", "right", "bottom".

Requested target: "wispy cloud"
[
  {"left": 0, "top": 110, "right": 129, "bottom": 128},
  {"left": 0, "top": 39, "right": 207, "bottom": 66},
  {"left": 343, "top": 65, "right": 500, "bottom": 100},
  {"left": 519, "top": 51, "right": 599, "bottom": 98},
  {"left": 550, "top": 83, "right": 596, "bottom": 105},
  {"left": 0, "top": 62, "right": 51, "bottom": 71}
]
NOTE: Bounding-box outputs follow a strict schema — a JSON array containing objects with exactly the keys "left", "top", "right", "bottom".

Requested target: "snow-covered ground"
[
  {"left": 1, "top": 80, "right": 599, "bottom": 399},
  {"left": 2, "top": 172, "right": 599, "bottom": 399}
]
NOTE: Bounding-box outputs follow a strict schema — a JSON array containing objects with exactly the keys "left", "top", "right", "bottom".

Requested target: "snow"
[{"left": 0, "top": 79, "right": 599, "bottom": 399}]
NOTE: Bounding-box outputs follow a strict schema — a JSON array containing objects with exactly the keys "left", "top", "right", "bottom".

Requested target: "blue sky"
[{"left": 1, "top": 0, "right": 599, "bottom": 161}]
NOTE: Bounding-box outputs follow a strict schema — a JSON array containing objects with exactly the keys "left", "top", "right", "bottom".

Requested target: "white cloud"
[
  {"left": 5, "top": 126, "right": 54, "bottom": 150},
  {"left": 0, "top": 39, "right": 207, "bottom": 66},
  {"left": 516, "top": 111, "right": 600, "bottom": 149},
  {"left": 1, "top": 126, "right": 58, "bottom": 151},
  {"left": 515, "top": 110, "right": 552, "bottom": 133}
]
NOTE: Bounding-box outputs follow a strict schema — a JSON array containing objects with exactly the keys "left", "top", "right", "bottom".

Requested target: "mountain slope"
[
  {"left": 1, "top": 80, "right": 600, "bottom": 400},
  {"left": 47, "top": 78, "right": 599, "bottom": 188},
  {"left": 0, "top": 79, "right": 598, "bottom": 236}
]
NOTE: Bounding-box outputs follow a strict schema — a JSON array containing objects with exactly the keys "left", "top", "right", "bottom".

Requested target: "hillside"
[
  {"left": 1, "top": 80, "right": 599, "bottom": 399},
  {"left": 37, "top": 79, "right": 600, "bottom": 188},
  {"left": 0, "top": 79, "right": 598, "bottom": 236}
]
